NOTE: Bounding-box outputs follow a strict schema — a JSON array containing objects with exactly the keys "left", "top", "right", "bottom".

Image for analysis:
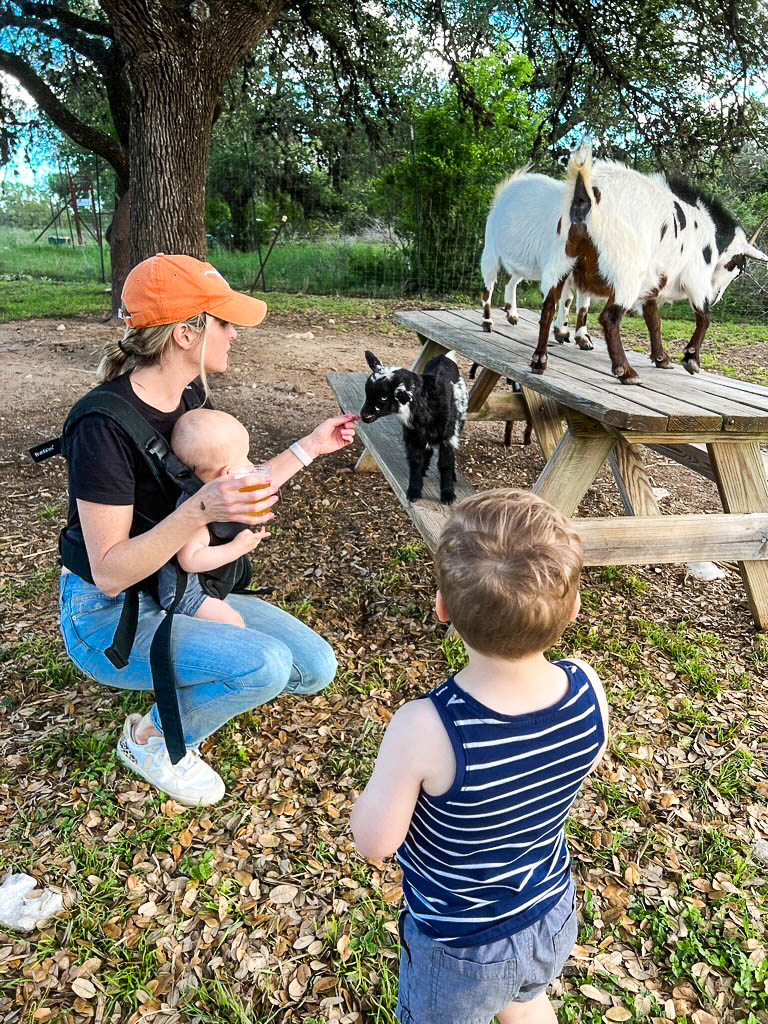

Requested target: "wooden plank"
[
  {"left": 624, "top": 431, "right": 768, "bottom": 444},
  {"left": 509, "top": 308, "right": 768, "bottom": 430},
  {"left": 610, "top": 436, "right": 662, "bottom": 516},
  {"left": 328, "top": 372, "right": 474, "bottom": 550},
  {"left": 708, "top": 441, "right": 768, "bottom": 629},
  {"left": 468, "top": 368, "right": 501, "bottom": 413},
  {"left": 452, "top": 308, "right": 756, "bottom": 432},
  {"left": 521, "top": 387, "right": 564, "bottom": 459},
  {"left": 645, "top": 443, "right": 715, "bottom": 482},
  {"left": 532, "top": 428, "right": 618, "bottom": 516},
  {"left": 412, "top": 335, "right": 449, "bottom": 372},
  {"left": 467, "top": 393, "right": 528, "bottom": 423},
  {"left": 427, "top": 308, "right": 725, "bottom": 432},
  {"left": 395, "top": 311, "right": 670, "bottom": 431},
  {"left": 578, "top": 514, "right": 768, "bottom": 565}
]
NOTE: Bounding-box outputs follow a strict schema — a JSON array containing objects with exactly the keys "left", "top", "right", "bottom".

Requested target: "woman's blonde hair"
[{"left": 97, "top": 312, "right": 211, "bottom": 397}]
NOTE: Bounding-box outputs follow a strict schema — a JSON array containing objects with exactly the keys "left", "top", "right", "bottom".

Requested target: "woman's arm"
[
  {"left": 79, "top": 471, "right": 277, "bottom": 596},
  {"left": 262, "top": 414, "right": 359, "bottom": 488}
]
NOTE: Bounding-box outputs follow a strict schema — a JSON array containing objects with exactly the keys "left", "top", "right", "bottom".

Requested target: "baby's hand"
[{"left": 233, "top": 527, "right": 270, "bottom": 553}]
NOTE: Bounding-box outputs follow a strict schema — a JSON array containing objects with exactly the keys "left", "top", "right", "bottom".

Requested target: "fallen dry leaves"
[{"left": 1, "top": 317, "right": 767, "bottom": 1023}]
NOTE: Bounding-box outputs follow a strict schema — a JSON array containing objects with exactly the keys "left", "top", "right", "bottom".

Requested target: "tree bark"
[
  {"left": 107, "top": 188, "right": 132, "bottom": 319},
  {"left": 101, "top": 0, "right": 286, "bottom": 266}
]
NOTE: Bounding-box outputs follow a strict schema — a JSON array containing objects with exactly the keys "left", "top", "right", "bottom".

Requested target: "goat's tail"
[{"left": 564, "top": 141, "right": 594, "bottom": 227}]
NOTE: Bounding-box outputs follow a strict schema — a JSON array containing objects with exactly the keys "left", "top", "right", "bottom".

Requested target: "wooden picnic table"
[{"left": 328, "top": 307, "right": 768, "bottom": 629}]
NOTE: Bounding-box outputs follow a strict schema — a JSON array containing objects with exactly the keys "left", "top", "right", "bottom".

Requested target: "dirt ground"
[{"left": 1, "top": 311, "right": 767, "bottom": 1024}]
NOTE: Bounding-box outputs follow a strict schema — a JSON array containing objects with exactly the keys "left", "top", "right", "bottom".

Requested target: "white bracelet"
[{"left": 289, "top": 441, "right": 314, "bottom": 467}]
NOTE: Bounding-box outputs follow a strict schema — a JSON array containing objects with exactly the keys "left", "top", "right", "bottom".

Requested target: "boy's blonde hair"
[{"left": 435, "top": 489, "right": 583, "bottom": 659}]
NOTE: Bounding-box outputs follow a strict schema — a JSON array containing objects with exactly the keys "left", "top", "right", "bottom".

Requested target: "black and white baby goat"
[{"left": 360, "top": 350, "right": 468, "bottom": 504}]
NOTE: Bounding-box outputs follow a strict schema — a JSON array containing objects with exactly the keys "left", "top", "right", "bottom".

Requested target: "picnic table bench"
[{"left": 328, "top": 307, "right": 768, "bottom": 629}]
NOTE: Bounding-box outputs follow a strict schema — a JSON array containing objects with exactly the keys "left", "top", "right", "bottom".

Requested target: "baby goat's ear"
[
  {"left": 365, "top": 350, "right": 383, "bottom": 373},
  {"left": 395, "top": 383, "right": 412, "bottom": 404}
]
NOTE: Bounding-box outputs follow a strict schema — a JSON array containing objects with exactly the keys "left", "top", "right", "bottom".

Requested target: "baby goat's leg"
[
  {"left": 438, "top": 442, "right": 456, "bottom": 504},
  {"left": 405, "top": 433, "right": 431, "bottom": 502}
]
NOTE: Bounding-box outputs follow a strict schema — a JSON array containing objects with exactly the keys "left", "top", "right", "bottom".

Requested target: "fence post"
[{"left": 409, "top": 124, "right": 423, "bottom": 296}]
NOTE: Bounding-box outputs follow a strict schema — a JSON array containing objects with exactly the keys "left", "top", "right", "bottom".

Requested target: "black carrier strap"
[{"left": 42, "top": 384, "right": 257, "bottom": 765}]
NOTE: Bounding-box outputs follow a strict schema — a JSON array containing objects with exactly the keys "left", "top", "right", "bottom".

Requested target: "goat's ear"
[
  {"left": 394, "top": 384, "right": 412, "bottom": 404},
  {"left": 365, "top": 350, "right": 383, "bottom": 372}
]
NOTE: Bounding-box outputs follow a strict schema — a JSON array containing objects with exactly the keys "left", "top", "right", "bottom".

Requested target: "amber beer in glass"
[{"left": 234, "top": 465, "right": 272, "bottom": 516}]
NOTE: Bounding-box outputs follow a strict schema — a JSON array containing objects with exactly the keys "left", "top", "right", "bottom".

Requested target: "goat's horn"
[{"left": 749, "top": 215, "right": 768, "bottom": 246}]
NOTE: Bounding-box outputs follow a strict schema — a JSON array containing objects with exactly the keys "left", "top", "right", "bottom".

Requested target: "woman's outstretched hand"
[
  {"left": 304, "top": 413, "right": 360, "bottom": 457},
  {"left": 191, "top": 471, "right": 279, "bottom": 526}
]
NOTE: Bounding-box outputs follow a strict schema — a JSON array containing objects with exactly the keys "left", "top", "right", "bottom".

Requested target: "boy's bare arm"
[
  {"left": 568, "top": 657, "right": 609, "bottom": 773},
  {"left": 350, "top": 700, "right": 452, "bottom": 861}
]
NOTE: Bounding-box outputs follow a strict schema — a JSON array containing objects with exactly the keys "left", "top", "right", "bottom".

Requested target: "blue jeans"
[{"left": 59, "top": 571, "right": 337, "bottom": 746}]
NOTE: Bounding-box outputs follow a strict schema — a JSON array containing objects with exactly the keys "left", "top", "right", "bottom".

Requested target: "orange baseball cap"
[{"left": 121, "top": 253, "right": 267, "bottom": 329}]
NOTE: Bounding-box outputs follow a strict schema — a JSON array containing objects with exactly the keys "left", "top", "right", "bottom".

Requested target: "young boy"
[
  {"left": 157, "top": 407, "right": 273, "bottom": 627},
  {"left": 350, "top": 488, "right": 609, "bottom": 1024}
]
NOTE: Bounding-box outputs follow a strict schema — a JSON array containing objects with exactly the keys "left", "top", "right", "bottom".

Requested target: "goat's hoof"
[
  {"left": 682, "top": 356, "right": 700, "bottom": 375},
  {"left": 406, "top": 490, "right": 423, "bottom": 503},
  {"left": 506, "top": 314, "right": 518, "bottom": 326},
  {"left": 554, "top": 330, "right": 570, "bottom": 344},
  {"left": 576, "top": 334, "right": 593, "bottom": 350},
  {"left": 441, "top": 493, "right": 457, "bottom": 505},
  {"left": 531, "top": 356, "right": 547, "bottom": 374},
  {"left": 482, "top": 321, "right": 492, "bottom": 333},
  {"left": 615, "top": 366, "right": 641, "bottom": 384},
  {"left": 653, "top": 356, "right": 672, "bottom": 369}
]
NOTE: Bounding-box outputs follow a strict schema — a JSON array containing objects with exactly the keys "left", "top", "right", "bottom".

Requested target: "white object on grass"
[{"left": 0, "top": 873, "right": 64, "bottom": 932}]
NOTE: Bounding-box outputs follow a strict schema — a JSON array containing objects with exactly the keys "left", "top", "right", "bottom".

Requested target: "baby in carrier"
[{"left": 158, "top": 408, "right": 272, "bottom": 627}]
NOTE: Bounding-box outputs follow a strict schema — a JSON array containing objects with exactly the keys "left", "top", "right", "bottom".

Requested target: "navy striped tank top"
[{"left": 397, "top": 660, "right": 604, "bottom": 946}]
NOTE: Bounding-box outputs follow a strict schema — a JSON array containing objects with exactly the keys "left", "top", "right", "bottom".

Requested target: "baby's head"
[
  {"left": 435, "top": 489, "right": 583, "bottom": 660},
  {"left": 171, "top": 408, "right": 251, "bottom": 482}
]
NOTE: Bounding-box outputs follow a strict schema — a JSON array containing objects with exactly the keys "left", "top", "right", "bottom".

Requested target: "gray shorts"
[
  {"left": 157, "top": 565, "right": 207, "bottom": 617},
  {"left": 396, "top": 877, "right": 578, "bottom": 1024}
]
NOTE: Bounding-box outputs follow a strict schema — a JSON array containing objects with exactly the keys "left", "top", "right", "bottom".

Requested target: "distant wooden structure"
[{"left": 328, "top": 307, "right": 768, "bottom": 629}]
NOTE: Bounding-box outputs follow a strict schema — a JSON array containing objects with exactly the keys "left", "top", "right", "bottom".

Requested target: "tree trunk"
[
  {"left": 101, "top": 1, "right": 286, "bottom": 267},
  {"left": 128, "top": 57, "right": 218, "bottom": 262},
  {"left": 108, "top": 188, "right": 131, "bottom": 319}
]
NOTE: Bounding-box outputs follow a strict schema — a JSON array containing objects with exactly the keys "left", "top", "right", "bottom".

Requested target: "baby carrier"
[{"left": 30, "top": 383, "right": 258, "bottom": 764}]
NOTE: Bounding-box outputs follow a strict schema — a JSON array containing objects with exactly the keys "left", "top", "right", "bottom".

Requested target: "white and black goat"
[
  {"left": 481, "top": 169, "right": 594, "bottom": 348},
  {"left": 360, "top": 350, "right": 468, "bottom": 504},
  {"left": 534, "top": 143, "right": 768, "bottom": 383}
]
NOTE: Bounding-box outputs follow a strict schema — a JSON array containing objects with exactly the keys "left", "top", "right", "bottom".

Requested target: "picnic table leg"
[
  {"left": 355, "top": 335, "right": 449, "bottom": 473},
  {"left": 609, "top": 435, "right": 662, "bottom": 517},
  {"left": 532, "top": 421, "right": 617, "bottom": 517},
  {"left": 467, "top": 368, "right": 501, "bottom": 413},
  {"left": 520, "top": 387, "right": 564, "bottom": 460},
  {"left": 707, "top": 441, "right": 768, "bottom": 629}
]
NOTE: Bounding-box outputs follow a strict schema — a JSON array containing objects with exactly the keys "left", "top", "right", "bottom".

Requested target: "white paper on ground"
[
  {"left": 686, "top": 561, "right": 726, "bottom": 582},
  {"left": 0, "top": 873, "right": 64, "bottom": 932}
]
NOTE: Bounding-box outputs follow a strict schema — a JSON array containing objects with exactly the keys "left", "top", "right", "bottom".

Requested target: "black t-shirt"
[{"left": 63, "top": 373, "right": 207, "bottom": 547}]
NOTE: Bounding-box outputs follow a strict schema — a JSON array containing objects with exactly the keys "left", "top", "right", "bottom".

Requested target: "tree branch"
[
  {"left": 0, "top": 48, "right": 127, "bottom": 183},
  {"left": 13, "top": 1, "right": 113, "bottom": 38},
  {"left": 0, "top": 12, "right": 109, "bottom": 63}
]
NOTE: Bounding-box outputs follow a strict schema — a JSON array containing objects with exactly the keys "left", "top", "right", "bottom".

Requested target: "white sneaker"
[{"left": 116, "top": 714, "right": 225, "bottom": 807}]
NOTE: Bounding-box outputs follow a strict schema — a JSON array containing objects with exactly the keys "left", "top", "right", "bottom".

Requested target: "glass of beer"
[{"left": 234, "top": 464, "right": 272, "bottom": 516}]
